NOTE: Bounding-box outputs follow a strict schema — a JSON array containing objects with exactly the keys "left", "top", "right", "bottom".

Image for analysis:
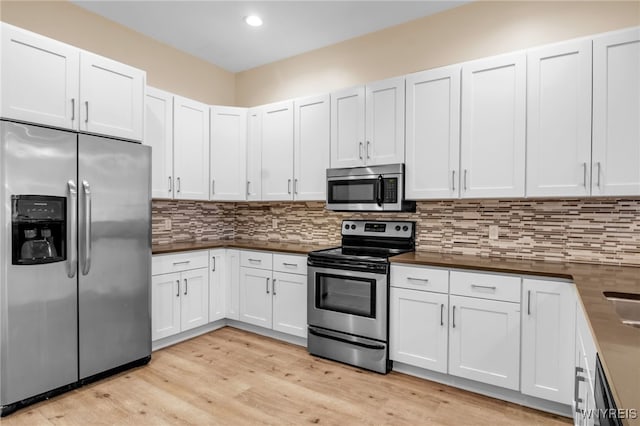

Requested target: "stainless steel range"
[{"left": 307, "top": 220, "right": 415, "bottom": 373}]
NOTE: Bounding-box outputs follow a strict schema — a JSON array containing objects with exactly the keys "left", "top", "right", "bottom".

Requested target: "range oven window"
[
  {"left": 328, "top": 179, "right": 377, "bottom": 203},
  {"left": 315, "top": 273, "right": 376, "bottom": 318}
]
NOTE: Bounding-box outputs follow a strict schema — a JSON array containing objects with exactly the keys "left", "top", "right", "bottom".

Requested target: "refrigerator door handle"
[
  {"left": 81, "top": 180, "right": 92, "bottom": 275},
  {"left": 67, "top": 180, "right": 78, "bottom": 278}
]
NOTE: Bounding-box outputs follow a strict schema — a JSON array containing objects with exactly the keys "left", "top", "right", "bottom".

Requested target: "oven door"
[{"left": 307, "top": 265, "right": 387, "bottom": 341}]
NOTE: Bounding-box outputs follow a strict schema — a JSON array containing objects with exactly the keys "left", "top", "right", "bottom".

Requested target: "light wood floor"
[{"left": 1, "top": 327, "right": 571, "bottom": 425}]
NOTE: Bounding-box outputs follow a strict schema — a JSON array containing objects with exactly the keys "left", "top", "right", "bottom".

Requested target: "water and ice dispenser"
[{"left": 11, "top": 195, "right": 66, "bottom": 265}]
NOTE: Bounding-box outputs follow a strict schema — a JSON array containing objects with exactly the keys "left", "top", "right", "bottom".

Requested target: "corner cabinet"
[
  {"left": 526, "top": 40, "right": 592, "bottom": 197},
  {"left": 145, "top": 87, "right": 174, "bottom": 198},
  {"left": 330, "top": 77, "right": 405, "bottom": 168},
  {"left": 521, "top": 278, "right": 576, "bottom": 405},
  {"left": 209, "top": 249, "right": 227, "bottom": 322},
  {"left": 1, "top": 23, "right": 145, "bottom": 141},
  {"left": 405, "top": 65, "right": 461, "bottom": 199},
  {"left": 460, "top": 53, "right": 526, "bottom": 198},
  {"left": 246, "top": 107, "right": 263, "bottom": 201},
  {"left": 173, "top": 96, "right": 210, "bottom": 200},
  {"left": 210, "top": 106, "right": 248, "bottom": 201},
  {"left": 592, "top": 28, "right": 640, "bottom": 196},
  {"left": 79, "top": 51, "right": 145, "bottom": 141}
]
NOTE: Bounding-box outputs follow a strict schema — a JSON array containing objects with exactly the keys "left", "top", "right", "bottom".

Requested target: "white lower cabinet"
[
  {"left": 238, "top": 251, "right": 307, "bottom": 338},
  {"left": 574, "top": 299, "right": 597, "bottom": 426},
  {"left": 448, "top": 294, "right": 521, "bottom": 390},
  {"left": 152, "top": 266, "right": 209, "bottom": 341},
  {"left": 390, "top": 287, "right": 449, "bottom": 373},
  {"left": 225, "top": 249, "right": 241, "bottom": 320},
  {"left": 209, "top": 249, "right": 226, "bottom": 322},
  {"left": 521, "top": 278, "right": 576, "bottom": 404}
]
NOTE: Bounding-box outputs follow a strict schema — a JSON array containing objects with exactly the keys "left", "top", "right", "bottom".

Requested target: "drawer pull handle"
[
  {"left": 282, "top": 262, "right": 298, "bottom": 267},
  {"left": 471, "top": 284, "right": 496, "bottom": 291},
  {"left": 248, "top": 258, "right": 262, "bottom": 263},
  {"left": 173, "top": 261, "right": 191, "bottom": 265},
  {"left": 407, "top": 277, "right": 429, "bottom": 284}
]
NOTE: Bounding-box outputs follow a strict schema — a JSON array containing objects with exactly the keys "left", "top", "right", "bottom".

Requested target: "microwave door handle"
[{"left": 377, "top": 175, "right": 383, "bottom": 207}]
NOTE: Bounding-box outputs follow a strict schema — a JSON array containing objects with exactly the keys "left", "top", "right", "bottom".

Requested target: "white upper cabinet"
[
  {"left": 261, "top": 100, "right": 294, "bottom": 201},
  {"left": 330, "top": 86, "right": 365, "bottom": 168},
  {"left": 460, "top": 53, "right": 526, "bottom": 198},
  {"left": 592, "top": 28, "right": 640, "bottom": 196},
  {"left": 210, "top": 106, "right": 247, "bottom": 201},
  {"left": 1, "top": 23, "right": 80, "bottom": 130},
  {"left": 79, "top": 51, "right": 145, "bottom": 141},
  {"left": 144, "top": 87, "right": 174, "bottom": 199},
  {"left": 246, "top": 107, "right": 263, "bottom": 201},
  {"left": 294, "top": 94, "right": 330, "bottom": 201},
  {"left": 173, "top": 96, "right": 210, "bottom": 200},
  {"left": 405, "top": 66, "right": 461, "bottom": 199},
  {"left": 331, "top": 77, "right": 405, "bottom": 168},
  {"left": 365, "top": 77, "right": 405, "bottom": 165},
  {"left": 527, "top": 39, "right": 592, "bottom": 197}
]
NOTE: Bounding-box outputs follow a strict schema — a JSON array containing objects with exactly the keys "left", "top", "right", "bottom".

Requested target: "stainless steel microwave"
[{"left": 325, "top": 164, "right": 416, "bottom": 212}]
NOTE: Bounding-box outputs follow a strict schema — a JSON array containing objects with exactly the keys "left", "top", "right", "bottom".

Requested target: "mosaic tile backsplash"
[{"left": 152, "top": 198, "right": 640, "bottom": 267}]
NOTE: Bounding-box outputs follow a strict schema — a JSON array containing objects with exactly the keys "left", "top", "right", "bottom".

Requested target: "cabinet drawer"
[
  {"left": 450, "top": 270, "right": 521, "bottom": 303},
  {"left": 152, "top": 250, "right": 209, "bottom": 275},
  {"left": 273, "top": 253, "right": 307, "bottom": 275},
  {"left": 240, "top": 250, "right": 273, "bottom": 270},
  {"left": 390, "top": 264, "right": 449, "bottom": 294}
]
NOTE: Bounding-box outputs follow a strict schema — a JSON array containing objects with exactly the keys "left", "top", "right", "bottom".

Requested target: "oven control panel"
[{"left": 342, "top": 220, "right": 414, "bottom": 238}]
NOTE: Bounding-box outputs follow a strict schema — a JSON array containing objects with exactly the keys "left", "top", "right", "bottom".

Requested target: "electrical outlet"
[
  {"left": 272, "top": 218, "right": 278, "bottom": 229},
  {"left": 164, "top": 218, "right": 171, "bottom": 230},
  {"left": 489, "top": 225, "right": 499, "bottom": 240}
]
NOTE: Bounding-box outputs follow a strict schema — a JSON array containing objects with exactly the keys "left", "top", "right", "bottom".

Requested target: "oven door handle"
[
  {"left": 376, "top": 175, "right": 384, "bottom": 207},
  {"left": 308, "top": 327, "right": 386, "bottom": 350}
]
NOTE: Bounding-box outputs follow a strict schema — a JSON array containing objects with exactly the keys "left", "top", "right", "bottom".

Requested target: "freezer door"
[
  {"left": 0, "top": 121, "right": 78, "bottom": 405},
  {"left": 78, "top": 134, "right": 151, "bottom": 379}
]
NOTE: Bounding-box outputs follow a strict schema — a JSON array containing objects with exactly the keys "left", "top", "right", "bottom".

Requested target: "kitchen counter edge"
[{"left": 152, "top": 240, "right": 333, "bottom": 256}]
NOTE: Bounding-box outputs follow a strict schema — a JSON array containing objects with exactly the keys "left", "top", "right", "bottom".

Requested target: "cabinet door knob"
[
  {"left": 440, "top": 303, "right": 444, "bottom": 326},
  {"left": 184, "top": 278, "right": 188, "bottom": 296},
  {"left": 176, "top": 280, "right": 180, "bottom": 297},
  {"left": 85, "top": 101, "right": 89, "bottom": 124},
  {"left": 266, "top": 277, "right": 270, "bottom": 294},
  {"left": 71, "top": 98, "right": 76, "bottom": 122},
  {"left": 452, "top": 305, "right": 456, "bottom": 328}
]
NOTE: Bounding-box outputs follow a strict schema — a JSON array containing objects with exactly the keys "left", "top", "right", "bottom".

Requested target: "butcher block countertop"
[
  {"left": 152, "top": 240, "right": 332, "bottom": 256},
  {"left": 390, "top": 251, "right": 640, "bottom": 420}
]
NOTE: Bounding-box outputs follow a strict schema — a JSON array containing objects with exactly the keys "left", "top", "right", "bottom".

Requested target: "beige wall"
[
  {"left": 235, "top": 1, "right": 640, "bottom": 107},
  {"left": 0, "top": 0, "right": 235, "bottom": 105}
]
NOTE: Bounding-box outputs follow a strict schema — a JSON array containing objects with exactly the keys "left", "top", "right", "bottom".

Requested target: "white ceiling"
[{"left": 71, "top": 1, "right": 469, "bottom": 72}]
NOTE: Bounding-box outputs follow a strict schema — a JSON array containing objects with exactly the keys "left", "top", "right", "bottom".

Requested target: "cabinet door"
[
  {"left": 330, "top": 86, "right": 365, "bottom": 168},
  {"left": 151, "top": 272, "right": 181, "bottom": 340},
  {"left": 210, "top": 106, "right": 247, "bottom": 201},
  {"left": 592, "top": 28, "right": 640, "bottom": 196},
  {"left": 173, "top": 96, "right": 210, "bottom": 200},
  {"left": 390, "top": 288, "right": 448, "bottom": 373},
  {"left": 1, "top": 23, "right": 80, "bottom": 130},
  {"left": 272, "top": 271, "right": 307, "bottom": 338},
  {"left": 261, "top": 100, "right": 294, "bottom": 201},
  {"left": 405, "top": 66, "right": 461, "bottom": 199},
  {"left": 294, "top": 94, "right": 330, "bottom": 201},
  {"left": 79, "top": 51, "right": 145, "bottom": 141},
  {"left": 461, "top": 53, "right": 526, "bottom": 198},
  {"left": 521, "top": 279, "right": 576, "bottom": 404},
  {"left": 209, "top": 249, "right": 226, "bottom": 322},
  {"left": 449, "top": 295, "right": 521, "bottom": 390},
  {"left": 225, "top": 249, "right": 241, "bottom": 320},
  {"left": 365, "top": 77, "right": 405, "bottom": 165},
  {"left": 246, "top": 107, "right": 262, "bottom": 201},
  {"left": 239, "top": 267, "right": 273, "bottom": 328},
  {"left": 180, "top": 268, "right": 209, "bottom": 331},
  {"left": 527, "top": 40, "right": 592, "bottom": 197},
  {"left": 145, "top": 87, "right": 174, "bottom": 198}
]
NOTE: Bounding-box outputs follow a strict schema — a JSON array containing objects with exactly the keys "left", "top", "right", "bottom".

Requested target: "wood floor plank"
[{"left": 1, "top": 327, "right": 571, "bottom": 425}]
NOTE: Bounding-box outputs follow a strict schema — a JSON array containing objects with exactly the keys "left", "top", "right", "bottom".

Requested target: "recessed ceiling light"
[{"left": 244, "top": 15, "right": 263, "bottom": 27}]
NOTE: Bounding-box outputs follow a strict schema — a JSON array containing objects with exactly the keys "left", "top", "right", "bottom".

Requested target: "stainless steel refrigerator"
[{"left": 0, "top": 120, "right": 151, "bottom": 415}]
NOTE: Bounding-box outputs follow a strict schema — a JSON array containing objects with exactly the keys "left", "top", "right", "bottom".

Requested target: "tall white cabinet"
[
  {"left": 293, "top": 94, "right": 330, "bottom": 201},
  {"left": 330, "top": 77, "right": 405, "bottom": 168},
  {"left": 405, "top": 66, "right": 461, "bottom": 199},
  {"left": 173, "top": 96, "right": 210, "bottom": 200},
  {"left": 592, "top": 28, "right": 640, "bottom": 196},
  {"left": 261, "top": 101, "right": 294, "bottom": 201},
  {"left": 526, "top": 40, "right": 592, "bottom": 197},
  {"left": 460, "top": 53, "right": 526, "bottom": 198},
  {"left": 145, "top": 87, "right": 174, "bottom": 198},
  {"left": 210, "top": 106, "right": 247, "bottom": 201}
]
